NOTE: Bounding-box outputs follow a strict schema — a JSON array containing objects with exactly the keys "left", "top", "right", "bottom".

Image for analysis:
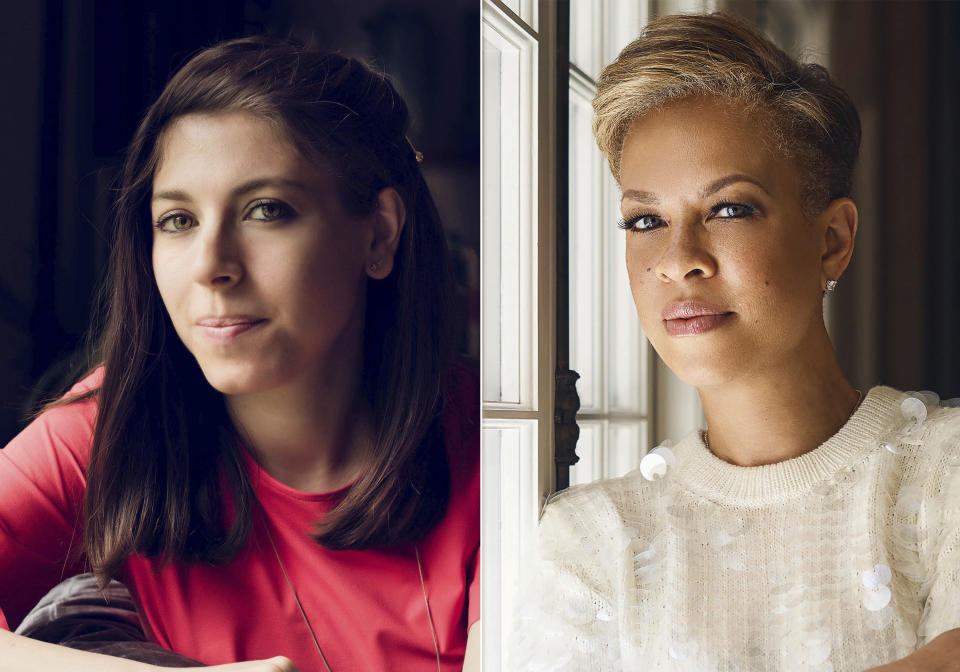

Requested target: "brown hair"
[
  {"left": 593, "top": 12, "right": 861, "bottom": 216},
  {"left": 77, "top": 35, "right": 454, "bottom": 581}
]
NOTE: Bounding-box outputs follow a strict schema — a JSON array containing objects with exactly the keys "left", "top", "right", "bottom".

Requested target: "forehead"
[
  {"left": 152, "top": 111, "right": 322, "bottom": 190},
  {"left": 619, "top": 97, "right": 799, "bottom": 198}
]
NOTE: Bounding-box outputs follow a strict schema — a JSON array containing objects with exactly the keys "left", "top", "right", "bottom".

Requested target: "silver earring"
[
  {"left": 824, "top": 279, "right": 838, "bottom": 294},
  {"left": 369, "top": 260, "right": 381, "bottom": 272}
]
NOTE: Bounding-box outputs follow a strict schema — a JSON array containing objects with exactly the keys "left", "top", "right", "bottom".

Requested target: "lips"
[
  {"left": 195, "top": 316, "right": 266, "bottom": 343},
  {"left": 661, "top": 300, "right": 734, "bottom": 337},
  {"left": 196, "top": 316, "right": 264, "bottom": 328}
]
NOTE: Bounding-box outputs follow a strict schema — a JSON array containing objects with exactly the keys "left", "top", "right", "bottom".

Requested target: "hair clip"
[{"left": 406, "top": 136, "right": 424, "bottom": 163}]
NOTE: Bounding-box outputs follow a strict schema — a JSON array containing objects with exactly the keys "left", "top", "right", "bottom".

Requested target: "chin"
[
  {"left": 670, "top": 364, "right": 735, "bottom": 389},
  {"left": 656, "top": 341, "right": 754, "bottom": 390},
  {"left": 195, "top": 359, "right": 289, "bottom": 397}
]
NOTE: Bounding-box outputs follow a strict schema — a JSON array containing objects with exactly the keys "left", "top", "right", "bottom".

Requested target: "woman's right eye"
[
  {"left": 617, "top": 214, "right": 664, "bottom": 232},
  {"left": 155, "top": 213, "right": 194, "bottom": 233}
]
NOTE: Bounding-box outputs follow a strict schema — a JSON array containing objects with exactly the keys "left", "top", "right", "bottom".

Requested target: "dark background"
[
  {"left": 825, "top": 0, "right": 960, "bottom": 401},
  {"left": 0, "top": 0, "right": 479, "bottom": 445}
]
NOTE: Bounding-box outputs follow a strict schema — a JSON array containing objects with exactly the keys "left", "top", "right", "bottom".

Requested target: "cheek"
[
  {"left": 735, "top": 242, "right": 819, "bottom": 331},
  {"left": 279, "top": 234, "right": 365, "bottom": 317},
  {"left": 624, "top": 236, "right": 659, "bottom": 319},
  {"left": 763, "top": 239, "right": 818, "bottom": 293},
  {"left": 151, "top": 250, "right": 182, "bottom": 314},
  {"left": 151, "top": 242, "right": 205, "bottom": 340}
]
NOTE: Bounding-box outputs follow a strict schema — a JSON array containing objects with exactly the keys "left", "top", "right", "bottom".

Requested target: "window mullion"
[{"left": 546, "top": 0, "right": 580, "bottom": 494}]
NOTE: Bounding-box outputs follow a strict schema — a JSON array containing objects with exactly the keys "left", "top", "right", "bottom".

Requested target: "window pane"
[
  {"left": 573, "top": 0, "right": 649, "bottom": 80},
  {"left": 482, "top": 420, "right": 539, "bottom": 670},
  {"left": 607, "top": 420, "right": 646, "bottom": 477},
  {"left": 568, "top": 75, "right": 605, "bottom": 412},
  {"left": 655, "top": 0, "right": 718, "bottom": 16},
  {"left": 481, "top": 11, "right": 537, "bottom": 408},
  {"left": 568, "top": 9, "right": 651, "bottom": 423},
  {"left": 570, "top": 0, "right": 601, "bottom": 78},
  {"left": 570, "top": 420, "right": 646, "bottom": 485},
  {"left": 569, "top": 419, "right": 605, "bottom": 486},
  {"left": 604, "top": 0, "right": 648, "bottom": 67},
  {"left": 481, "top": 37, "right": 507, "bottom": 402}
]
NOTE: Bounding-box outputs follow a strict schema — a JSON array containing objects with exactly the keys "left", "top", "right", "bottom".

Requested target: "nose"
[
  {"left": 654, "top": 222, "right": 717, "bottom": 283},
  {"left": 192, "top": 219, "right": 244, "bottom": 289}
]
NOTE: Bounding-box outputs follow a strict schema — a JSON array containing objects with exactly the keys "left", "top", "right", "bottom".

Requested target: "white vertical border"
[
  {"left": 481, "top": 2, "right": 541, "bottom": 670},
  {"left": 481, "top": 3, "right": 539, "bottom": 413},
  {"left": 480, "top": 421, "right": 539, "bottom": 671}
]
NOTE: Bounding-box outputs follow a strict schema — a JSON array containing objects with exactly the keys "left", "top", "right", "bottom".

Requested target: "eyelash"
[
  {"left": 616, "top": 200, "right": 758, "bottom": 233},
  {"left": 153, "top": 199, "right": 295, "bottom": 233},
  {"left": 154, "top": 212, "right": 193, "bottom": 234}
]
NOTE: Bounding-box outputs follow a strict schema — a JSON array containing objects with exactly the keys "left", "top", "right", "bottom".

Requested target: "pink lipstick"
[{"left": 661, "top": 301, "right": 734, "bottom": 337}]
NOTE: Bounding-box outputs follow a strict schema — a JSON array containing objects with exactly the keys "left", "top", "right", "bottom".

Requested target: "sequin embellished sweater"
[{"left": 515, "top": 386, "right": 960, "bottom": 671}]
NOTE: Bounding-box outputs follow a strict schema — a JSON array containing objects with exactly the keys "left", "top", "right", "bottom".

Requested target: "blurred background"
[{"left": 0, "top": 0, "right": 479, "bottom": 445}]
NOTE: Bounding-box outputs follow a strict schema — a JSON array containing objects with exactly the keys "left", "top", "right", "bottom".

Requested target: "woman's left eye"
[
  {"left": 247, "top": 200, "right": 293, "bottom": 221},
  {"left": 712, "top": 202, "right": 756, "bottom": 218}
]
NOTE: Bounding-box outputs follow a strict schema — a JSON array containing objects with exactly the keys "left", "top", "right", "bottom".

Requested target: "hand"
[{"left": 178, "top": 657, "right": 302, "bottom": 672}]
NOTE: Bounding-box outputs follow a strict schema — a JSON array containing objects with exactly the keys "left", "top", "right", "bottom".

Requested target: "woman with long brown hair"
[
  {"left": 0, "top": 36, "right": 479, "bottom": 671},
  {"left": 518, "top": 13, "right": 959, "bottom": 672}
]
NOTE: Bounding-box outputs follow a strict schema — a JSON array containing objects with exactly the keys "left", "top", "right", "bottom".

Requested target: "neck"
[
  {"left": 699, "top": 327, "right": 860, "bottom": 467},
  {"left": 226, "top": 326, "right": 371, "bottom": 493}
]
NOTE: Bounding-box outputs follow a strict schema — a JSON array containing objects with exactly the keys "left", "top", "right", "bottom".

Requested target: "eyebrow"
[
  {"left": 151, "top": 177, "right": 309, "bottom": 204},
  {"left": 620, "top": 173, "right": 771, "bottom": 204}
]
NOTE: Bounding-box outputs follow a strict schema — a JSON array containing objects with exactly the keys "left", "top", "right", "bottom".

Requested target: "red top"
[{"left": 0, "top": 366, "right": 479, "bottom": 671}]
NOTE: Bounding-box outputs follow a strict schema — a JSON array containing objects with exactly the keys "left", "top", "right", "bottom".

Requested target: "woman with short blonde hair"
[{"left": 521, "top": 13, "right": 960, "bottom": 672}]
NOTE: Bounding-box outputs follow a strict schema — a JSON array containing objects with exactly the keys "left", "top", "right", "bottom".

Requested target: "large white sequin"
[
  {"left": 901, "top": 397, "right": 927, "bottom": 425},
  {"left": 640, "top": 452, "right": 668, "bottom": 481},
  {"left": 862, "top": 585, "right": 891, "bottom": 611},
  {"left": 650, "top": 445, "right": 677, "bottom": 468},
  {"left": 861, "top": 564, "right": 891, "bottom": 589}
]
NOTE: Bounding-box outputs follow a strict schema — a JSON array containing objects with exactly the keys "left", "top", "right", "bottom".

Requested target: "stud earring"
[
  {"left": 824, "top": 279, "right": 838, "bottom": 295},
  {"left": 369, "top": 260, "right": 381, "bottom": 273}
]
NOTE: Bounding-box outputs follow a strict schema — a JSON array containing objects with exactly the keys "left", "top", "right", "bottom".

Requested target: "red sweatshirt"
[{"left": 0, "top": 367, "right": 479, "bottom": 671}]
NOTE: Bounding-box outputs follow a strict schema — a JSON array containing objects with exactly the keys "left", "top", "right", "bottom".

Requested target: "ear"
[
  {"left": 365, "top": 187, "right": 406, "bottom": 280},
  {"left": 817, "top": 197, "right": 858, "bottom": 289}
]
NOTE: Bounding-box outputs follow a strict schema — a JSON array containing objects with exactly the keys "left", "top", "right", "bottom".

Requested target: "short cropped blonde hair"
[{"left": 593, "top": 13, "right": 860, "bottom": 216}]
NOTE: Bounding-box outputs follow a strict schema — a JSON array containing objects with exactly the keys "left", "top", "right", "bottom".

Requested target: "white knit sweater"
[{"left": 514, "top": 387, "right": 960, "bottom": 671}]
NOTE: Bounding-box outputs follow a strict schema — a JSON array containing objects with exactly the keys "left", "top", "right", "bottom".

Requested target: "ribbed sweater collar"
[{"left": 670, "top": 386, "right": 905, "bottom": 506}]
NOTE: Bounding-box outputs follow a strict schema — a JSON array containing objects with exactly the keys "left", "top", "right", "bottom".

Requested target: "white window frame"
[
  {"left": 480, "top": 1, "right": 709, "bottom": 668},
  {"left": 480, "top": 2, "right": 550, "bottom": 669}
]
